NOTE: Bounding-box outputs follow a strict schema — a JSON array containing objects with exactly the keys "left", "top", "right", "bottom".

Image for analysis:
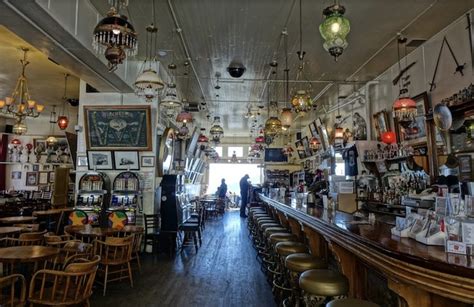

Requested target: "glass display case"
[
  {"left": 75, "top": 172, "right": 111, "bottom": 225},
  {"left": 111, "top": 171, "right": 141, "bottom": 224}
]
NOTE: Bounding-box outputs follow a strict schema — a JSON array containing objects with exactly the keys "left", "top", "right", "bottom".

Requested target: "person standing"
[
  {"left": 239, "top": 174, "right": 250, "bottom": 218},
  {"left": 218, "top": 178, "right": 227, "bottom": 199}
]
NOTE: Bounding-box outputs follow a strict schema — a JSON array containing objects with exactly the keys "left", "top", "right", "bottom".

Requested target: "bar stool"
[
  {"left": 265, "top": 233, "right": 299, "bottom": 285},
  {"left": 327, "top": 298, "right": 379, "bottom": 307},
  {"left": 254, "top": 222, "right": 280, "bottom": 250},
  {"left": 273, "top": 241, "right": 308, "bottom": 304},
  {"left": 257, "top": 225, "right": 287, "bottom": 262},
  {"left": 285, "top": 253, "right": 327, "bottom": 306},
  {"left": 299, "top": 269, "right": 349, "bottom": 306}
]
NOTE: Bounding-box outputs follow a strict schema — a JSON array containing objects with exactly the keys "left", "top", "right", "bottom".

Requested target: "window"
[
  {"left": 208, "top": 163, "right": 262, "bottom": 195},
  {"left": 214, "top": 146, "right": 223, "bottom": 157},
  {"left": 228, "top": 146, "right": 243, "bottom": 157}
]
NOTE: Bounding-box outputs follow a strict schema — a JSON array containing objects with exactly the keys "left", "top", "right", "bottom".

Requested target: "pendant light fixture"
[
  {"left": 381, "top": 131, "right": 397, "bottom": 144},
  {"left": 393, "top": 35, "right": 417, "bottom": 127},
  {"left": 280, "top": 31, "right": 293, "bottom": 129},
  {"left": 334, "top": 85, "right": 344, "bottom": 144},
  {"left": 209, "top": 116, "right": 224, "bottom": 144},
  {"left": 93, "top": 0, "right": 138, "bottom": 72},
  {"left": 319, "top": 0, "right": 351, "bottom": 61},
  {"left": 57, "top": 73, "right": 70, "bottom": 130},
  {"left": 46, "top": 106, "right": 58, "bottom": 147},
  {"left": 265, "top": 58, "right": 282, "bottom": 139}
]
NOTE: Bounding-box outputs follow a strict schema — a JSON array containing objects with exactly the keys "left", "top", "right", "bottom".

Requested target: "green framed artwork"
[{"left": 84, "top": 105, "right": 152, "bottom": 151}]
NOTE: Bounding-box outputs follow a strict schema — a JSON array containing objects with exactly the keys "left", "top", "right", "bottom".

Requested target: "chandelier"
[
  {"left": 264, "top": 116, "right": 282, "bottom": 137},
  {"left": 0, "top": 48, "right": 45, "bottom": 135},
  {"left": 160, "top": 84, "right": 182, "bottom": 109},
  {"left": 209, "top": 116, "right": 224, "bottom": 144},
  {"left": 93, "top": 2, "right": 137, "bottom": 72},
  {"left": 134, "top": 24, "right": 164, "bottom": 102},
  {"left": 319, "top": 1, "right": 351, "bottom": 61},
  {"left": 291, "top": 90, "right": 312, "bottom": 114},
  {"left": 176, "top": 110, "right": 193, "bottom": 124},
  {"left": 280, "top": 108, "right": 293, "bottom": 129}
]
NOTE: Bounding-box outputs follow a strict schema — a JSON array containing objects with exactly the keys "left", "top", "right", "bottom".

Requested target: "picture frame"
[
  {"left": 295, "top": 140, "right": 306, "bottom": 159},
  {"left": 33, "top": 137, "right": 69, "bottom": 153},
  {"left": 141, "top": 156, "right": 155, "bottom": 168},
  {"left": 48, "top": 171, "right": 56, "bottom": 183},
  {"left": 309, "top": 121, "right": 319, "bottom": 138},
  {"left": 25, "top": 172, "right": 38, "bottom": 186},
  {"left": 301, "top": 136, "right": 312, "bottom": 157},
  {"left": 11, "top": 171, "right": 21, "bottom": 180},
  {"left": 84, "top": 105, "right": 152, "bottom": 151},
  {"left": 32, "top": 164, "right": 40, "bottom": 172},
  {"left": 315, "top": 118, "right": 330, "bottom": 150},
  {"left": 458, "top": 155, "right": 472, "bottom": 181},
  {"left": 77, "top": 155, "right": 88, "bottom": 167},
  {"left": 395, "top": 92, "right": 429, "bottom": 144},
  {"left": 87, "top": 151, "right": 114, "bottom": 170},
  {"left": 114, "top": 151, "right": 140, "bottom": 170},
  {"left": 38, "top": 172, "right": 49, "bottom": 185},
  {"left": 373, "top": 110, "right": 390, "bottom": 141}
]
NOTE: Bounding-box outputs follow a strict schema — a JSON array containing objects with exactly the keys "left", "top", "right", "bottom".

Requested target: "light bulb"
[
  {"left": 112, "top": 28, "right": 121, "bottom": 35},
  {"left": 331, "top": 22, "right": 341, "bottom": 33}
]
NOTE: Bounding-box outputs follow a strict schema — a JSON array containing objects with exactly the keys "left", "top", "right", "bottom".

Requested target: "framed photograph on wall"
[
  {"left": 84, "top": 105, "right": 152, "bottom": 151},
  {"left": 11, "top": 171, "right": 21, "bottom": 180},
  {"left": 295, "top": 140, "right": 306, "bottom": 159},
  {"left": 38, "top": 172, "right": 49, "bottom": 185},
  {"left": 458, "top": 155, "right": 472, "bottom": 181},
  {"left": 373, "top": 110, "right": 390, "bottom": 141},
  {"left": 25, "top": 172, "right": 38, "bottom": 186},
  {"left": 114, "top": 151, "right": 140, "bottom": 170},
  {"left": 32, "top": 164, "right": 40, "bottom": 172},
  {"left": 309, "top": 121, "right": 319, "bottom": 138},
  {"left": 141, "top": 156, "right": 155, "bottom": 167},
  {"left": 87, "top": 151, "right": 114, "bottom": 170},
  {"left": 48, "top": 171, "right": 56, "bottom": 183},
  {"left": 77, "top": 155, "right": 88, "bottom": 167},
  {"left": 395, "top": 92, "right": 429, "bottom": 144},
  {"left": 301, "top": 136, "right": 312, "bottom": 157}
]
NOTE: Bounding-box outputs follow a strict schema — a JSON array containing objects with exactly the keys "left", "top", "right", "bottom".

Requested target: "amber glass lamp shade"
[
  {"left": 381, "top": 131, "right": 396, "bottom": 144},
  {"left": 57, "top": 115, "right": 69, "bottom": 130},
  {"left": 334, "top": 127, "right": 344, "bottom": 140},
  {"left": 280, "top": 108, "right": 293, "bottom": 128}
]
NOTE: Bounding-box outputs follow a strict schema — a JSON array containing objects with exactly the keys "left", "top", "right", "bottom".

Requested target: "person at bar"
[
  {"left": 218, "top": 178, "right": 227, "bottom": 199},
  {"left": 239, "top": 174, "right": 250, "bottom": 218}
]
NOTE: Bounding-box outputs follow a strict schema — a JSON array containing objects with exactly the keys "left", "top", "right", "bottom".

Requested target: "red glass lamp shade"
[
  {"left": 176, "top": 111, "right": 193, "bottom": 123},
  {"left": 57, "top": 115, "right": 69, "bottom": 130},
  {"left": 198, "top": 134, "right": 209, "bottom": 143},
  {"left": 381, "top": 131, "right": 396, "bottom": 144},
  {"left": 11, "top": 139, "right": 21, "bottom": 145},
  {"left": 393, "top": 97, "right": 417, "bottom": 122},
  {"left": 255, "top": 136, "right": 265, "bottom": 143}
]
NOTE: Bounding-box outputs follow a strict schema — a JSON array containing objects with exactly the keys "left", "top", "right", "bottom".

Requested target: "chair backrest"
[
  {"left": 15, "top": 230, "right": 47, "bottom": 246},
  {"left": 68, "top": 210, "right": 89, "bottom": 226},
  {"left": 131, "top": 231, "right": 143, "bottom": 254},
  {"left": 14, "top": 224, "right": 40, "bottom": 232},
  {"left": 29, "top": 255, "right": 100, "bottom": 306},
  {"left": 0, "top": 274, "right": 26, "bottom": 307},
  {"left": 31, "top": 191, "right": 42, "bottom": 200},
  {"left": 108, "top": 210, "right": 129, "bottom": 229},
  {"left": 143, "top": 214, "right": 160, "bottom": 234},
  {"left": 94, "top": 235, "right": 134, "bottom": 264}
]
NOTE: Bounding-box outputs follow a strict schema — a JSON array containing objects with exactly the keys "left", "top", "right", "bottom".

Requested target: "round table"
[
  {"left": 0, "top": 227, "right": 23, "bottom": 237},
  {"left": 0, "top": 216, "right": 37, "bottom": 224},
  {"left": 32, "top": 208, "right": 73, "bottom": 217},
  {"left": 121, "top": 225, "right": 144, "bottom": 233},
  {"left": 0, "top": 246, "right": 60, "bottom": 263},
  {"left": 67, "top": 226, "right": 119, "bottom": 240}
]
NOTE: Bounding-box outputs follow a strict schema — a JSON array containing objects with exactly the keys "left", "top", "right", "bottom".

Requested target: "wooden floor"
[{"left": 91, "top": 210, "right": 276, "bottom": 307}]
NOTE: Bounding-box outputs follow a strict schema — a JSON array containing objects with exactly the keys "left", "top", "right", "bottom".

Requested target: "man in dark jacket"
[
  {"left": 218, "top": 178, "right": 227, "bottom": 199},
  {"left": 239, "top": 174, "right": 250, "bottom": 218}
]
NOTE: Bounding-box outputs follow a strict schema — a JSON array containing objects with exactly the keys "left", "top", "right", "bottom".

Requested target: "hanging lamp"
[
  {"left": 393, "top": 36, "right": 417, "bottom": 127},
  {"left": 209, "top": 116, "right": 224, "bottom": 144},
  {"left": 381, "top": 131, "right": 396, "bottom": 144},
  {"left": 93, "top": 0, "right": 137, "bottom": 72},
  {"left": 57, "top": 73, "right": 70, "bottom": 130},
  {"left": 319, "top": 0, "right": 351, "bottom": 61},
  {"left": 134, "top": 23, "right": 164, "bottom": 102},
  {"left": 176, "top": 110, "right": 193, "bottom": 124},
  {"left": 291, "top": 90, "right": 312, "bottom": 114},
  {"left": 46, "top": 106, "right": 58, "bottom": 147}
]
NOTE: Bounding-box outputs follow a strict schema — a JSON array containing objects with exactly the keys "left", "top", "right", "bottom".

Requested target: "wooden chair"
[
  {"left": 28, "top": 255, "right": 100, "bottom": 306},
  {"left": 46, "top": 241, "right": 93, "bottom": 270},
  {"left": 43, "top": 233, "right": 74, "bottom": 247},
  {"left": 204, "top": 201, "right": 219, "bottom": 220},
  {"left": 0, "top": 274, "right": 26, "bottom": 307},
  {"left": 216, "top": 198, "right": 226, "bottom": 217},
  {"left": 108, "top": 211, "right": 128, "bottom": 229},
  {"left": 13, "top": 224, "right": 40, "bottom": 232},
  {"left": 143, "top": 214, "right": 160, "bottom": 253},
  {"left": 94, "top": 235, "right": 134, "bottom": 296},
  {"left": 5, "top": 230, "right": 47, "bottom": 246},
  {"left": 67, "top": 210, "right": 89, "bottom": 226},
  {"left": 121, "top": 227, "right": 144, "bottom": 272}
]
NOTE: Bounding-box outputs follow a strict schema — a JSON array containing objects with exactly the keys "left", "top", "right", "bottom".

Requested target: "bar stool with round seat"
[
  {"left": 299, "top": 269, "right": 349, "bottom": 306},
  {"left": 326, "top": 298, "right": 379, "bottom": 307},
  {"left": 284, "top": 253, "right": 327, "bottom": 306},
  {"left": 273, "top": 241, "right": 309, "bottom": 304},
  {"left": 264, "top": 233, "right": 299, "bottom": 286},
  {"left": 254, "top": 221, "right": 281, "bottom": 251}
]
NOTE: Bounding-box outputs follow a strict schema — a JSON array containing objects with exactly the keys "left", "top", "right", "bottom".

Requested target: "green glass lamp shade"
[{"left": 319, "top": 5, "right": 350, "bottom": 60}]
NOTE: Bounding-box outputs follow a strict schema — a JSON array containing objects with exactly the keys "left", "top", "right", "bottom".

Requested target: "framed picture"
[
  {"left": 11, "top": 171, "right": 21, "bottom": 180},
  {"left": 32, "top": 164, "right": 40, "bottom": 172},
  {"left": 458, "top": 155, "right": 472, "bottom": 181},
  {"left": 395, "top": 92, "right": 429, "bottom": 144},
  {"left": 38, "top": 172, "right": 49, "bottom": 185},
  {"left": 34, "top": 137, "right": 69, "bottom": 153},
  {"left": 301, "top": 136, "right": 312, "bottom": 157},
  {"left": 77, "top": 155, "right": 88, "bottom": 167},
  {"left": 114, "top": 151, "right": 140, "bottom": 170},
  {"left": 84, "top": 105, "right": 152, "bottom": 151},
  {"left": 295, "top": 140, "right": 306, "bottom": 159},
  {"left": 25, "top": 172, "right": 38, "bottom": 186},
  {"left": 141, "top": 156, "right": 155, "bottom": 167},
  {"left": 373, "top": 110, "right": 390, "bottom": 141},
  {"left": 48, "top": 171, "right": 56, "bottom": 183},
  {"left": 309, "top": 121, "right": 319, "bottom": 138},
  {"left": 87, "top": 151, "right": 114, "bottom": 170}
]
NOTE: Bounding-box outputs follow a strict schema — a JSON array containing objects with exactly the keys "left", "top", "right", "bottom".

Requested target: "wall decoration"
[
  {"left": 395, "top": 92, "right": 429, "bottom": 144},
  {"left": 38, "top": 172, "right": 49, "bottom": 185},
  {"left": 26, "top": 172, "right": 38, "bottom": 186},
  {"left": 458, "top": 155, "right": 472, "bottom": 180},
  {"left": 157, "top": 128, "right": 175, "bottom": 177},
  {"left": 114, "top": 151, "right": 140, "bottom": 170},
  {"left": 48, "top": 171, "right": 55, "bottom": 183},
  {"left": 77, "top": 155, "right": 88, "bottom": 167},
  {"left": 87, "top": 151, "right": 114, "bottom": 170},
  {"left": 11, "top": 171, "right": 21, "bottom": 180},
  {"left": 84, "top": 105, "right": 152, "bottom": 151},
  {"left": 373, "top": 111, "right": 390, "bottom": 140},
  {"left": 315, "top": 118, "right": 330, "bottom": 150},
  {"left": 301, "top": 136, "right": 312, "bottom": 157},
  {"left": 141, "top": 156, "right": 155, "bottom": 167},
  {"left": 32, "top": 164, "right": 40, "bottom": 172},
  {"left": 309, "top": 121, "right": 319, "bottom": 138},
  {"left": 295, "top": 140, "right": 306, "bottom": 159}
]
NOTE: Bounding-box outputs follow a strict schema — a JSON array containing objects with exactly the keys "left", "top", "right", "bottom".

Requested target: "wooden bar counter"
[{"left": 259, "top": 194, "right": 474, "bottom": 307}]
